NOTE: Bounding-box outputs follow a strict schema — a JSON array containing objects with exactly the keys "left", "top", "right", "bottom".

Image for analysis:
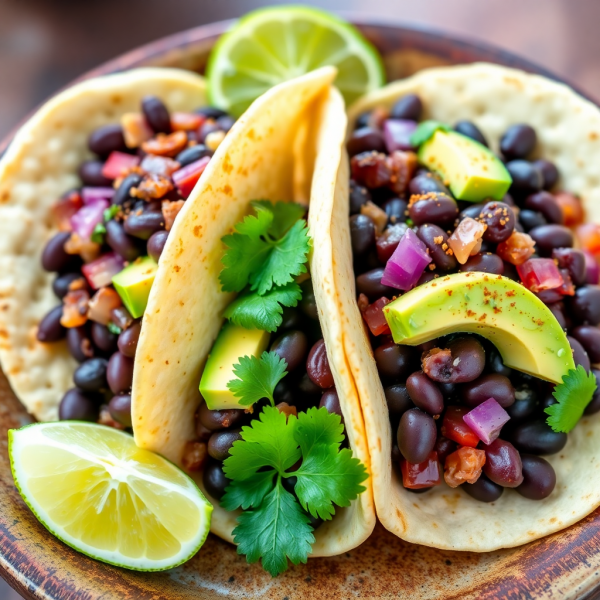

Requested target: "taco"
[
  {"left": 0, "top": 67, "right": 229, "bottom": 423},
  {"left": 311, "top": 62, "right": 600, "bottom": 551},
  {"left": 132, "top": 68, "right": 375, "bottom": 569}
]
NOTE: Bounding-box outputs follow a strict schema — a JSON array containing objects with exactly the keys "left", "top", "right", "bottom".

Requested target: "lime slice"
[
  {"left": 207, "top": 5, "right": 385, "bottom": 116},
  {"left": 9, "top": 422, "right": 212, "bottom": 571}
]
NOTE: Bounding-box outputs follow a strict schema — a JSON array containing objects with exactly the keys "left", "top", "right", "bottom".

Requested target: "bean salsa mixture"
[
  {"left": 348, "top": 94, "right": 600, "bottom": 502},
  {"left": 38, "top": 95, "right": 236, "bottom": 429}
]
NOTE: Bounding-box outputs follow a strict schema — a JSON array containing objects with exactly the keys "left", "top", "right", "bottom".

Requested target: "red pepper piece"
[
  {"left": 400, "top": 451, "right": 441, "bottom": 489},
  {"left": 362, "top": 296, "right": 391, "bottom": 336},
  {"left": 441, "top": 406, "right": 480, "bottom": 447}
]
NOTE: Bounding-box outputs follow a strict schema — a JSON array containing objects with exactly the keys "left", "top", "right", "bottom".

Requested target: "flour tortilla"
[
  {"left": 0, "top": 68, "right": 207, "bottom": 422},
  {"left": 315, "top": 63, "right": 600, "bottom": 551},
  {"left": 132, "top": 69, "right": 375, "bottom": 556}
]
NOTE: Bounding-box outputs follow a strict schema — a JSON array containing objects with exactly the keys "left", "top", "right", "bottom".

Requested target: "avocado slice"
[
  {"left": 112, "top": 256, "right": 158, "bottom": 319},
  {"left": 418, "top": 130, "right": 511, "bottom": 202},
  {"left": 383, "top": 272, "right": 574, "bottom": 384},
  {"left": 199, "top": 322, "right": 270, "bottom": 410}
]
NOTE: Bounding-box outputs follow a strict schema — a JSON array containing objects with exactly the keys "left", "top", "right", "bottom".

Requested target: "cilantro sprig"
[
  {"left": 545, "top": 365, "right": 598, "bottom": 433},
  {"left": 90, "top": 205, "right": 122, "bottom": 244},
  {"left": 219, "top": 201, "right": 310, "bottom": 331}
]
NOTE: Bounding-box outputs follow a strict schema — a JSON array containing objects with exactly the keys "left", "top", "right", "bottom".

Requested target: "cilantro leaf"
[
  {"left": 249, "top": 220, "right": 310, "bottom": 295},
  {"left": 223, "top": 282, "right": 302, "bottom": 332},
  {"left": 222, "top": 470, "right": 276, "bottom": 511},
  {"left": 219, "top": 232, "right": 270, "bottom": 293},
  {"left": 235, "top": 207, "right": 273, "bottom": 238},
  {"left": 223, "top": 406, "right": 300, "bottom": 481},
  {"left": 106, "top": 322, "right": 122, "bottom": 335},
  {"left": 409, "top": 120, "right": 451, "bottom": 147},
  {"left": 104, "top": 205, "right": 120, "bottom": 222},
  {"left": 232, "top": 480, "right": 314, "bottom": 577},
  {"left": 91, "top": 223, "right": 106, "bottom": 244},
  {"left": 227, "top": 351, "right": 288, "bottom": 407},
  {"left": 295, "top": 406, "right": 344, "bottom": 456},
  {"left": 293, "top": 445, "right": 368, "bottom": 521},
  {"left": 251, "top": 200, "right": 306, "bottom": 239},
  {"left": 545, "top": 365, "right": 598, "bottom": 433}
]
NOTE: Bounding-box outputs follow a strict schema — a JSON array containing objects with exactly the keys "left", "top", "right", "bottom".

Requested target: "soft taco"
[
  {"left": 132, "top": 68, "right": 375, "bottom": 571},
  {"left": 0, "top": 67, "right": 230, "bottom": 424},
  {"left": 310, "top": 62, "right": 600, "bottom": 551}
]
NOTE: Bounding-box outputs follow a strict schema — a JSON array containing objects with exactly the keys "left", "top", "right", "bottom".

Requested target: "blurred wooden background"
[{"left": 0, "top": 0, "right": 599, "bottom": 597}]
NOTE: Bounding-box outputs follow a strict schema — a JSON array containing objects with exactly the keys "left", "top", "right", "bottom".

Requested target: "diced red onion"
[
  {"left": 583, "top": 250, "right": 600, "bottom": 285},
  {"left": 517, "top": 258, "right": 563, "bottom": 292},
  {"left": 172, "top": 155, "right": 211, "bottom": 198},
  {"left": 463, "top": 398, "right": 510, "bottom": 445},
  {"left": 381, "top": 228, "right": 432, "bottom": 290},
  {"left": 81, "top": 252, "right": 125, "bottom": 290},
  {"left": 81, "top": 187, "right": 114, "bottom": 204},
  {"left": 70, "top": 199, "right": 109, "bottom": 240},
  {"left": 383, "top": 119, "right": 417, "bottom": 153},
  {"left": 101, "top": 151, "right": 140, "bottom": 180}
]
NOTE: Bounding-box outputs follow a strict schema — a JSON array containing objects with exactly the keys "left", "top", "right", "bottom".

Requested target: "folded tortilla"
[
  {"left": 132, "top": 68, "right": 376, "bottom": 556},
  {"left": 0, "top": 68, "right": 208, "bottom": 422},
  {"left": 312, "top": 63, "right": 600, "bottom": 551}
]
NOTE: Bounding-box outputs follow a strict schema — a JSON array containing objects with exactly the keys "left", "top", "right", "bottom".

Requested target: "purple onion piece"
[
  {"left": 70, "top": 198, "right": 109, "bottom": 239},
  {"left": 463, "top": 398, "right": 510, "bottom": 445},
  {"left": 82, "top": 187, "right": 115, "bottom": 204},
  {"left": 383, "top": 119, "right": 418, "bottom": 153},
  {"left": 381, "top": 228, "right": 431, "bottom": 290}
]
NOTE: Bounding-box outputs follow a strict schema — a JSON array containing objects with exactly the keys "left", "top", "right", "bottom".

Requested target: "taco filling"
[{"left": 37, "top": 94, "right": 235, "bottom": 429}]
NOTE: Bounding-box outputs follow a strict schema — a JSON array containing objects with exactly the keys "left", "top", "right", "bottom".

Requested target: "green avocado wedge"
[{"left": 383, "top": 272, "right": 574, "bottom": 384}]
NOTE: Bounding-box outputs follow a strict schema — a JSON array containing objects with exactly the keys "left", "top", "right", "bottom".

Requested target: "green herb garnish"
[
  {"left": 103, "top": 205, "right": 120, "bottom": 222},
  {"left": 545, "top": 365, "right": 598, "bottom": 433},
  {"left": 91, "top": 223, "right": 107, "bottom": 244},
  {"left": 409, "top": 120, "right": 451, "bottom": 147},
  {"left": 106, "top": 322, "right": 122, "bottom": 335}
]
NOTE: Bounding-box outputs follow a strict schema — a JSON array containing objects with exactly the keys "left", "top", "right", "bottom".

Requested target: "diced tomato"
[
  {"left": 577, "top": 223, "right": 600, "bottom": 257},
  {"left": 362, "top": 296, "right": 391, "bottom": 336},
  {"left": 400, "top": 451, "right": 441, "bottom": 489},
  {"left": 496, "top": 231, "right": 536, "bottom": 266},
  {"left": 172, "top": 155, "right": 211, "bottom": 198},
  {"left": 516, "top": 258, "right": 563, "bottom": 293},
  {"left": 101, "top": 151, "right": 140, "bottom": 180},
  {"left": 61, "top": 289, "right": 90, "bottom": 328},
  {"left": 441, "top": 406, "right": 479, "bottom": 447},
  {"left": 88, "top": 288, "right": 122, "bottom": 325},
  {"left": 52, "top": 190, "right": 83, "bottom": 231},
  {"left": 558, "top": 268, "right": 575, "bottom": 296},
  {"left": 171, "top": 112, "right": 205, "bottom": 132},
  {"left": 555, "top": 191, "right": 584, "bottom": 227},
  {"left": 81, "top": 252, "right": 125, "bottom": 290}
]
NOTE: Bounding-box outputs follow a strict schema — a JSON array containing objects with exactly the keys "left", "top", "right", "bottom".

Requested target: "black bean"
[
  {"left": 422, "top": 337, "right": 486, "bottom": 384},
  {"left": 460, "top": 253, "right": 505, "bottom": 275},
  {"left": 571, "top": 326, "right": 600, "bottom": 363},
  {"left": 390, "top": 94, "right": 422, "bottom": 121},
  {"left": 306, "top": 339, "right": 334, "bottom": 389},
  {"left": 347, "top": 127, "right": 386, "bottom": 157},
  {"left": 568, "top": 336, "right": 591, "bottom": 371},
  {"left": 350, "top": 214, "right": 376, "bottom": 256},
  {"left": 217, "top": 115, "right": 235, "bottom": 132},
  {"left": 529, "top": 225, "right": 573, "bottom": 256},
  {"left": 117, "top": 320, "right": 141, "bottom": 358},
  {"left": 197, "top": 121, "right": 222, "bottom": 143},
  {"left": 78, "top": 160, "right": 113, "bottom": 186},
  {"left": 175, "top": 144, "right": 213, "bottom": 167},
  {"left": 142, "top": 95, "right": 171, "bottom": 133},
  {"left": 67, "top": 326, "right": 94, "bottom": 362},
  {"left": 112, "top": 173, "right": 143, "bottom": 206},
  {"left": 105, "top": 220, "right": 142, "bottom": 261},
  {"left": 42, "top": 232, "right": 75, "bottom": 273},
  {"left": 406, "top": 371, "right": 444, "bottom": 415},
  {"left": 52, "top": 272, "right": 83, "bottom": 299},
  {"left": 463, "top": 473, "right": 504, "bottom": 502},
  {"left": 385, "top": 384, "right": 413, "bottom": 418},
  {"left": 298, "top": 372, "right": 322, "bottom": 397},
  {"left": 408, "top": 172, "right": 450, "bottom": 197},
  {"left": 454, "top": 121, "right": 488, "bottom": 146},
  {"left": 483, "top": 439, "right": 524, "bottom": 487},
  {"left": 196, "top": 106, "right": 228, "bottom": 119},
  {"left": 273, "top": 379, "right": 295, "bottom": 406},
  {"left": 91, "top": 323, "right": 118, "bottom": 353},
  {"left": 548, "top": 302, "right": 567, "bottom": 330},
  {"left": 144, "top": 230, "right": 168, "bottom": 262},
  {"left": 536, "top": 288, "right": 563, "bottom": 306},
  {"left": 106, "top": 351, "right": 134, "bottom": 394},
  {"left": 349, "top": 180, "right": 372, "bottom": 215},
  {"left": 569, "top": 285, "right": 600, "bottom": 326},
  {"left": 73, "top": 358, "right": 108, "bottom": 392},
  {"left": 383, "top": 198, "right": 407, "bottom": 225},
  {"left": 584, "top": 370, "right": 600, "bottom": 415},
  {"left": 88, "top": 124, "right": 126, "bottom": 156},
  {"left": 487, "top": 346, "right": 513, "bottom": 378},
  {"left": 524, "top": 191, "right": 563, "bottom": 225},
  {"left": 533, "top": 159, "right": 559, "bottom": 190},
  {"left": 208, "top": 429, "right": 243, "bottom": 461},
  {"left": 197, "top": 402, "right": 246, "bottom": 431},
  {"left": 459, "top": 203, "right": 486, "bottom": 221},
  {"left": 271, "top": 330, "right": 308, "bottom": 372},
  {"left": 409, "top": 193, "right": 458, "bottom": 227},
  {"left": 434, "top": 436, "right": 458, "bottom": 466},
  {"left": 461, "top": 373, "right": 515, "bottom": 408},
  {"left": 356, "top": 268, "right": 396, "bottom": 301},
  {"left": 397, "top": 408, "right": 437, "bottom": 464},
  {"left": 515, "top": 454, "right": 556, "bottom": 500},
  {"left": 508, "top": 419, "right": 567, "bottom": 455},
  {"left": 375, "top": 342, "right": 416, "bottom": 381},
  {"left": 279, "top": 307, "right": 302, "bottom": 331},
  {"left": 506, "top": 384, "right": 538, "bottom": 422},
  {"left": 500, "top": 124, "right": 537, "bottom": 160},
  {"left": 519, "top": 209, "right": 547, "bottom": 232},
  {"left": 354, "top": 112, "right": 371, "bottom": 129},
  {"left": 506, "top": 160, "right": 543, "bottom": 194},
  {"left": 320, "top": 388, "right": 344, "bottom": 424},
  {"left": 36, "top": 305, "right": 65, "bottom": 342},
  {"left": 124, "top": 211, "right": 165, "bottom": 240},
  {"left": 553, "top": 248, "right": 586, "bottom": 287},
  {"left": 108, "top": 393, "right": 132, "bottom": 427},
  {"left": 417, "top": 224, "right": 457, "bottom": 272},
  {"left": 479, "top": 201, "right": 515, "bottom": 243},
  {"left": 203, "top": 460, "right": 230, "bottom": 500},
  {"left": 59, "top": 388, "right": 99, "bottom": 421},
  {"left": 281, "top": 475, "right": 297, "bottom": 495},
  {"left": 299, "top": 279, "right": 319, "bottom": 321}
]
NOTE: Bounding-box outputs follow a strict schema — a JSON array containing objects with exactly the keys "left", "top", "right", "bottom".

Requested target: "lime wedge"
[
  {"left": 9, "top": 422, "right": 212, "bottom": 571},
  {"left": 207, "top": 5, "right": 385, "bottom": 116}
]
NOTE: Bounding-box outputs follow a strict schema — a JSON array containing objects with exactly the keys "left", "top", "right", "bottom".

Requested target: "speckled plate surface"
[{"left": 1, "top": 18, "right": 600, "bottom": 600}]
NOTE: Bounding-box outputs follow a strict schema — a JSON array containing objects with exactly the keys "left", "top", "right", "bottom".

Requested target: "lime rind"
[
  {"left": 207, "top": 5, "right": 385, "bottom": 116},
  {"left": 9, "top": 422, "right": 212, "bottom": 572}
]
